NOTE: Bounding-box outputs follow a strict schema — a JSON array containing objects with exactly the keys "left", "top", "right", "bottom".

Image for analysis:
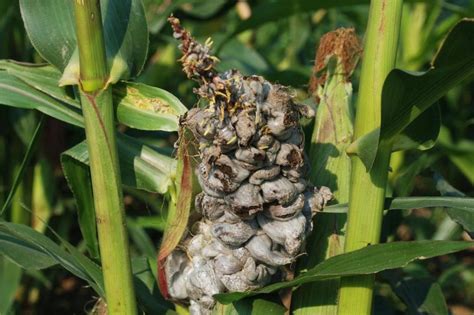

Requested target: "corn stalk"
[
  {"left": 293, "top": 27, "right": 360, "bottom": 315},
  {"left": 337, "top": 1, "right": 403, "bottom": 314},
  {"left": 73, "top": 1, "right": 137, "bottom": 314}
]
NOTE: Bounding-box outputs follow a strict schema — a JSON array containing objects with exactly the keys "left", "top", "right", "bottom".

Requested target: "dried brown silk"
[{"left": 162, "top": 17, "right": 332, "bottom": 315}]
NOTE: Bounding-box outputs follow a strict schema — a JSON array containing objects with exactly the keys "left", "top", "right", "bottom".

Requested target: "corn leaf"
[
  {"left": 114, "top": 82, "right": 187, "bottom": 132},
  {"left": 434, "top": 174, "right": 474, "bottom": 235},
  {"left": 391, "top": 104, "right": 441, "bottom": 152},
  {"left": 0, "top": 60, "right": 80, "bottom": 108},
  {"left": 62, "top": 134, "right": 176, "bottom": 195},
  {"left": 323, "top": 196, "right": 474, "bottom": 214},
  {"left": 132, "top": 257, "right": 176, "bottom": 314},
  {"left": 0, "top": 221, "right": 104, "bottom": 295},
  {"left": 347, "top": 19, "right": 474, "bottom": 170},
  {"left": 61, "top": 135, "right": 176, "bottom": 259},
  {"left": 1, "top": 117, "right": 43, "bottom": 215},
  {"left": 438, "top": 126, "right": 474, "bottom": 185},
  {"left": 0, "top": 61, "right": 186, "bottom": 132},
  {"left": 19, "top": 0, "right": 148, "bottom": 86},
  {"left": 0, "top": 221, "right": 173, "bottom": 312},
  {"left": 391, "top": 277, "right": 448, "bottom": 315},
  {"left": 212, "top": 297, "right": 286, "bottom": 315},
  {"left": 60, "top": 147, "right": 99, "bottom": 259},
  {"left": 222, "top": 0, "right": 369, "bottom": 43},
  {"left": 0, "top": 70, "right": 84, "bottom": 127},
  {"left": 214, "top": 241, "right": 473, "bottom": 304},
  {"left": 0, "top": 257, "right": 22, "bottom": 315}
]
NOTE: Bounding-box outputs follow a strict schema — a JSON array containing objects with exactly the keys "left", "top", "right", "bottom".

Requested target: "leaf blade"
[
  {"left": 19, "top": 0, "right": 149, "bottom": 86},
  {"left": 214, "top": 241, "right": 473, "bottom": 304},
  {"left": 348, "top": 19, "right": 474, "bottom": 169}
]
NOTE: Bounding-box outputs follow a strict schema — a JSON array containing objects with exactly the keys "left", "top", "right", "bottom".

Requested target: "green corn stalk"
[
  {"left": 293, "top": 28, "right": 358, "bottom": 315},
  {"left": 337, "top": 1, "right": 403, "bottom": 314},
  {"left": 72, "top": 1, "right": 137, "bottom": 314}
]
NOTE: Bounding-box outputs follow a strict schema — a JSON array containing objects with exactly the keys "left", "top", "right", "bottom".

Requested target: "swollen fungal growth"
[{"left": 164, "top": 17, "right": 332, "bottom": 315}]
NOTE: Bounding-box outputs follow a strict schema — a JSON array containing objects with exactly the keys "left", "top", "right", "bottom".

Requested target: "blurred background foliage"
[{"left": 0, "top": 0, "right": 473, "bottom": 314}]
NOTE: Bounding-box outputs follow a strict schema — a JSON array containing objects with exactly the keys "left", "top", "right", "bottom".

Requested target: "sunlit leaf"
[
  {"left": 0, "top": 60, "right": 79, "bottom": 108},
  {"left": 114, "top": 82, "right": 187, "bottom": 132},
  {"left": 62, "top": 134, "right": 176, "bottom": 195},
  {"left": 0, "top": 70, "right": 84, "bottom": 127},
  {"left": 215, "top": 241, "right": 473, "bottom": 304},
  {"left": 1, "top": 61, "right": 185, "bottom": 132},
  {"left": 19, "top": 0, "right": 148, "bottom": 86},
  {"left": 212, "top": 297, "right": 286, "bottom": 315},
  {"left": 347, "top": 19, "right": 474, "bottom": 170}
]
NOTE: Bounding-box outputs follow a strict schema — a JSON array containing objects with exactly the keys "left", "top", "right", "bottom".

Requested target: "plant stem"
[
  {"left": 293, "top": 46, "right": 355, "bottom": 315},
  {"left": 73, "top": 1, "right": 137, "bottom": 314},
  {"left": 337, "top": 1, "right": 403, "bottom": 314}
]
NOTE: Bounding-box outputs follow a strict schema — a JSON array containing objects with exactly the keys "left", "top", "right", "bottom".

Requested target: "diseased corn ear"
[{"left": 160, "top": 17, "right": 332, "bottom": 315}]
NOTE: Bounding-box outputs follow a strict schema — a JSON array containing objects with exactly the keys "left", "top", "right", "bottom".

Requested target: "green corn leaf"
[
  {"left": 113, "top": 82, "right": 187, "bottom": 132},
  {"left": 390, "top": 277, "right": 448, "bottom": 315},
  {"left": 0, "top": 221, "right": 105, "bottom": 295},
  {"left": 132, "top": 257, "right": 175, "bottom": 314},
  {"left": 0, "top": 70, "right": 84, "bottom": 127},
  {"left": 133, "top": 215, "right": 167, "bottom": 231},
  {"left": 347, "top": 19, "right": 474, "bottom": 170},
  {"left": 61, "top": 135, "right": 175, "bottom": 259},
  {"left": 448, "top": 153, "right": 474, "bottom": 185},
  {"left": 391, "top": 103, "right": 441, "bottom": 152},
  {"left": 146, "top": 0, "right": 192, "bottom": 34},
  {"left": 0, "top": 229, "right": 57, "bottom": 270},
  {"left": 392, "top": 153, "right": 440, "bottom": 196},
  {"left": 0, "top": 256, "right": 22, "bottom": 315},
  {"left": 62, "top": 134, "right": 176, "bottom": 195},
  {"left": 434, "top": 174, "right": 474, "bottom": 234},
  {"left": 0, "top": 61, "right": 186, "bottom": 132},
  {"left": 212, "top": 297, "right": 287, "bottom": 315},
  {"left": 219, "top": 0, "right": 369, "bottom": 46},
  {"left": 216, "top": 0, "right": 427, "bottom": 49},
  {"left": 0, "top": 60, "right": 80, "bottom": 108},
  {"left": 323, "top": 196, "right": 474, "bottom": 214},
  {"left": 19, "top": 0, "right": 148, "bottom": 86},
  {"left": 0, "top": 221, "right": 176, "bottom": 312},
  {"left": 61, "top": 147, "right": 99, "bottom": 259},
  {"left": 214, "top": 241, "right": 473, "bottom": 304},
  {"left": 438, "top": 126, "right": 474, "bottom": 185},
  {"left": 128, "top": 219, "right": 158, "bottom": 260},
  {"left": 1, "top": 116, "right": 43, "bottom": 215}
]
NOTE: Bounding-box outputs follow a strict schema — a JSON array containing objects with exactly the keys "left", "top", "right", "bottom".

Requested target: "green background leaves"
[
  {"left": 19, "top": 0, "right": 148, "bottom": 86},
  {"left": 348, "top": 19, "right": 474, "bottom": 170}
]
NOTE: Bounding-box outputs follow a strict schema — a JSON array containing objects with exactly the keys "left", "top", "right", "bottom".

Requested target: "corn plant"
[{"left": 0, "top": 0, "right": 473, "bottom": 314}]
